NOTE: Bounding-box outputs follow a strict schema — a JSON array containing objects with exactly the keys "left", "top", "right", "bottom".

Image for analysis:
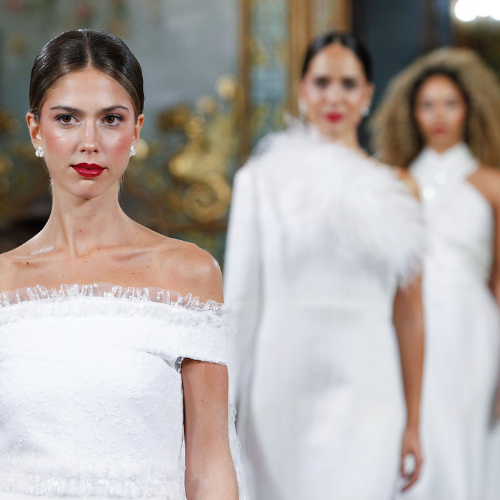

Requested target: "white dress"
[
  {"left": 224, "top": 125, "right": 423, "bottom": 500},
  {"left": 400, "top": 144, "right": 500, "bottom": 500},
  {"left": 0, "top": 283, "right": 249, "bottom": 500}
]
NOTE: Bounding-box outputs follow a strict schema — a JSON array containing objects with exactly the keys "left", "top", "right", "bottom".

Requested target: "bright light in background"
[{"left": 454, "top": 0, "right": 500, "bottom": 22}]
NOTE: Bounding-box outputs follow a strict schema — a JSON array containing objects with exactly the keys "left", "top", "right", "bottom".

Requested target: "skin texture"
[
  {"left": 301, "top": 43, "right": 425, "bottom": 491},
  {"left": 414, "top": 75, "right": 500, "bottom": 417},
  {"left": 299, "top": 43, "right": 374, "bottom": 150},
  {"left": 414, "top": 75, "right": 468, "bottom": 154},
  {"left": 0, "top": 67, "right": 237, "bottom": 500}
]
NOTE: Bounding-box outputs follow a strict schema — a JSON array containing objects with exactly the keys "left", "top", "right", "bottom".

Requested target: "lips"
[
  {"left": 71, "top": 163, "right": 105, "bottom": 178},
  {"left": 325, "top": 112, "right": 344, "bottom": 122},
  {"left": 432, "top": 125, "right": 447, "bottom": 134}
]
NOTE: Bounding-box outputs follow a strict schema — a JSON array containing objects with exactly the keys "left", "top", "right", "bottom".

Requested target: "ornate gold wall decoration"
[
  {"left": 0, "top": 108, "right": 49, "bottom": 228},
  {"left": 122, "top": 74, "right": 240, "bottom": 248}
]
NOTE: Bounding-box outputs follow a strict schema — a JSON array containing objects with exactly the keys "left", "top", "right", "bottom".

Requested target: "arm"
[
  {"left": 223, "top": 167, "right": 262, "bottom": 408},
  {"left": 183, "top": 360, "right": 238, "bottom": 500},
  {"left": 393, "top": 276, "right": 424, "bottom": 491},
  {"left": 178, "top": 251, "right": 238, "bottom": 499},
  {"left": 489, "top": 205, "right": 500, "bottom": 418}
]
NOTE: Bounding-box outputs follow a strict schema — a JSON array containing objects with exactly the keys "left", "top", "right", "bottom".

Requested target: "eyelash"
[{"left": 55, "top": 114, "right": 124, "bottom": 125}]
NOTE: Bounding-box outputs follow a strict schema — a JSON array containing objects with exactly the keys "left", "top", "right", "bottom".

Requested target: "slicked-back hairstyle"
[
  {"left": 371, "top": 48, "right": 500, "bottom": 168},
  {"left": 301, "top": 31, "right": 373, "bottom": 82},
  {"left": 29, "top": 29, "right": 144, "bottom": 121}
]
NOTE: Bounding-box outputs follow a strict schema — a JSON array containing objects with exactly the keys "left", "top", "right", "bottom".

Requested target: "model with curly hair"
[{"left": 372, "top": 47, "right": 500, "bottom": 500}]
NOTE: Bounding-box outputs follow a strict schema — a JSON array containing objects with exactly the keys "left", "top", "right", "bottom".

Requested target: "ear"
[
  {"left": 133, "top": 114, "right": 145, "bottom": 143},
  {"left": 299, "top": 79, "right": 307, "bottom": 101},
  {"left": 26, "top": 112, "right": 42, "bottom": 150},
  {"left": 365, "top": 82, "right": 375, "bottom": 109}
]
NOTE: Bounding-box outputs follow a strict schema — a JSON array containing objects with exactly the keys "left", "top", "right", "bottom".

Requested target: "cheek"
[
  {"left": 449, "top": 107, "right": 467, "bottom": 131},
  {"left": 303, "top": 84, "right": 324, "bottom": 109},
  {"left": 414, "top": 109, "right": 433, "bottom": 133},
  {"left": 104, "top": 131, "right": 133, "bottom": 156},
  {"left": 345, "top": 90, "right": 366, "bottom": 112},
  {"left": 42, "top": 125, "right": 76, "bottom": 151}
]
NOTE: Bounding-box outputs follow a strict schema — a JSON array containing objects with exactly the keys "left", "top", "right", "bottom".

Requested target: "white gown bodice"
[
  {"left": 0, "top": 283, "right": 248, "bottom": 499},
  {"left": 411, "top": 143, "right": 494, "bottom": 283}
]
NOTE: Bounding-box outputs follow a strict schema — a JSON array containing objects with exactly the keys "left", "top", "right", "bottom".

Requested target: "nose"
[
  {"left": 80, "top": 120, "right": 99, "bottom": 154},
  {"left": 325, "top": 82, "right": 343, "bottom": 105}
]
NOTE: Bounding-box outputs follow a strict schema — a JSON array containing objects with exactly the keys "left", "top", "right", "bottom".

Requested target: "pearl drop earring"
[
  {"left": 361, "top": 106, "right": 370, "bottom": 118},
  {"left": 35, "top": 146, "right": 44, "bottom": 158},
  {"left": 130, "top": 145, "right": 136, "bottom": 157}
]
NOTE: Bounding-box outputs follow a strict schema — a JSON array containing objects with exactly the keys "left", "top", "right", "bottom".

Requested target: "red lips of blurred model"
[
  {"left": 325, "top": 112, "right": 344, "bottom": 122},
  {"left": 71, "top": 163, "right": 105, "bottom": 178},
  {"left": 432, "top": 125, "right": 447, "bottom": 135}
]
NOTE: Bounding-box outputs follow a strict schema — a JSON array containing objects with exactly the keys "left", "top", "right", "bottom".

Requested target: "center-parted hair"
[
  {"left": 29, "top": 29, "right": 144, "bottom": 121},
  {"left": 301, "top": 32, "right": 373, "bottom": 82}
]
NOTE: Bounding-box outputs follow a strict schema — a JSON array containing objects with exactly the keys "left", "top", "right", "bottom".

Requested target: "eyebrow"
[{"left": 49, "top": 105, "right": 130, "bottom": 113}]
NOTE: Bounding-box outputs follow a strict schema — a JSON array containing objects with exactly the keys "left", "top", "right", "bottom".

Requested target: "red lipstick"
[
  {"left": 432, "top": 126, "right": 446, "bottom": 134},
  {"left": 325, "top": 112, "right": 344, "bottom": 122},
  {"left": 72, "top": 163, "right": 105, "bottom": 178}
]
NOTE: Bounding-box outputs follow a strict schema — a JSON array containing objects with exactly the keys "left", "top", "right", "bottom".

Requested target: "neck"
[
  {"left": 322, "top": 128, "right": 364, "bottom": 154},
  {"left": 36, "top": 185, "right": 132, "bottom": 258},
  {"left": 427, "top": 138, "right": 463, "bottom": 155}
]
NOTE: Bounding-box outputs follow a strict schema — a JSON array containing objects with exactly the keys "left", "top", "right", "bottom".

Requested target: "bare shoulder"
[
  {"left": 151, "top": 237, "right": 223, "bottom": 303},
  {"left": 0, "top": 246, "right": 30, "bottom": 292},
  {"left": 396, "top": 167, "right": 420, "bottom": 199},
  {"left": 469, "top": 165, "right": 500, "bottom": 208}
]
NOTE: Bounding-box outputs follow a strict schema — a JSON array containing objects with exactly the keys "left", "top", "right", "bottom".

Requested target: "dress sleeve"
[{"left": 224, "top": 166, "right": 263, "bottom": 411}]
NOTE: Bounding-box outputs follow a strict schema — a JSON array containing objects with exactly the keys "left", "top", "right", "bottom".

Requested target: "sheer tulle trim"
[
  {"left": 0, "top": 282, "right": 229, "bottom": 314},
  {"left": 0, "top": 472, "right": 184, "bottom": 499}
]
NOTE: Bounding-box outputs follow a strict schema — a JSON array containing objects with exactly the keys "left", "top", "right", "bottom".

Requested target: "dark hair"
[
  {"left": 410, "top": 67, "right": 470, "bottom": 145},
  {"left": 29, "top": 29, "right": 144, "bottom": 121},
  {"left": 301, "top": 32, "right": 373, "bottom": 82}
]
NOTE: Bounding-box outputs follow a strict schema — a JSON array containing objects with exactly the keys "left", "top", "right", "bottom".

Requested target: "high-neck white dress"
[
  {"left": 400, "top": 144, "right": 500, "bottom": 500},
  {"left": 224, "top": 125, "right": 423, "bottom": 500},
  {"left": 0, "top": 283, "right": 249, "bottom": 500}
]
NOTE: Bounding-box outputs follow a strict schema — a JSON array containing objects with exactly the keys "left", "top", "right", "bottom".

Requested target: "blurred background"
[{"left": 0, "top": 0, "right": 497, "bottom": 263}]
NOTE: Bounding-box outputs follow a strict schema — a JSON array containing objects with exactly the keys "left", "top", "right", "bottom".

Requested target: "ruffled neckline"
[
  {"left": 0, "top": 282, "right": 227, "bottom": 314},
  {"left": 411, "top": 143, "right": 478, "bottom": 181}
]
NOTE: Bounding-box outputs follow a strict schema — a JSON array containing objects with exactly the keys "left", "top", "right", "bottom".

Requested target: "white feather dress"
[{"left": 224, "top": 125, "right": 423, "bottom": 500}]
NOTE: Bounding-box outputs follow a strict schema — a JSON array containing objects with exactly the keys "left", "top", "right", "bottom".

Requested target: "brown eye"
[
  {"left": 314, "top": 77, "right": 329, "bottom": 88},
  {"left": 60, "top": 114, "right": 72, "bottom": 124},
  {"left": 104, "top": 114, "right": 123, "bottom": 125},
  {"left": 342, "top": 78, "right": 358, "bottom": 90}
]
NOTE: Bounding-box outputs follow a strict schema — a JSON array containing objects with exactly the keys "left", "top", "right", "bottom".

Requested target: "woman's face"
[
  {"left": 413, "top": 75, "right": 467, "bottom": 154},
  {"left": 27, "top": 66, "right": 144, "bottom": 200},
  {"left": 300, "top": 43, "right": 374, "bottom": 145}
]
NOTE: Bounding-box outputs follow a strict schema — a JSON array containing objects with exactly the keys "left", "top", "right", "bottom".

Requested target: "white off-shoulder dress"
[
  {"left": 224, "top": 125, "right": 423, "bottom": 500},
  {"left": 0, "top": 283, "right": 248, "bottom": 500}
]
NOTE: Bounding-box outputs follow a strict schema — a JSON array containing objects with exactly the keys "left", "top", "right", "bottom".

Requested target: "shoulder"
[
  {"left": 395, "top": 168, "right": 420, "bottom": 199},
  {"left": 470, "top": 165, "right": 500, "bottom": 208},
  {"left": 152, "top": 238, "right": 223, "bottom": 303},
  {"left": 0, "top": 246, "right": 30, "bottom": 292}
]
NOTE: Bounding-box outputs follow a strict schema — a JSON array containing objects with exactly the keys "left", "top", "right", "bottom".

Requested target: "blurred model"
[
  {"left": 372, "top": 47, "right": 500, "bottom": 500},
  {"left": 0, "top": 29, "right": 247, "bottom": 500},
  {"left": 224, "top": 32, "right": 424, "bottom": 500}
]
